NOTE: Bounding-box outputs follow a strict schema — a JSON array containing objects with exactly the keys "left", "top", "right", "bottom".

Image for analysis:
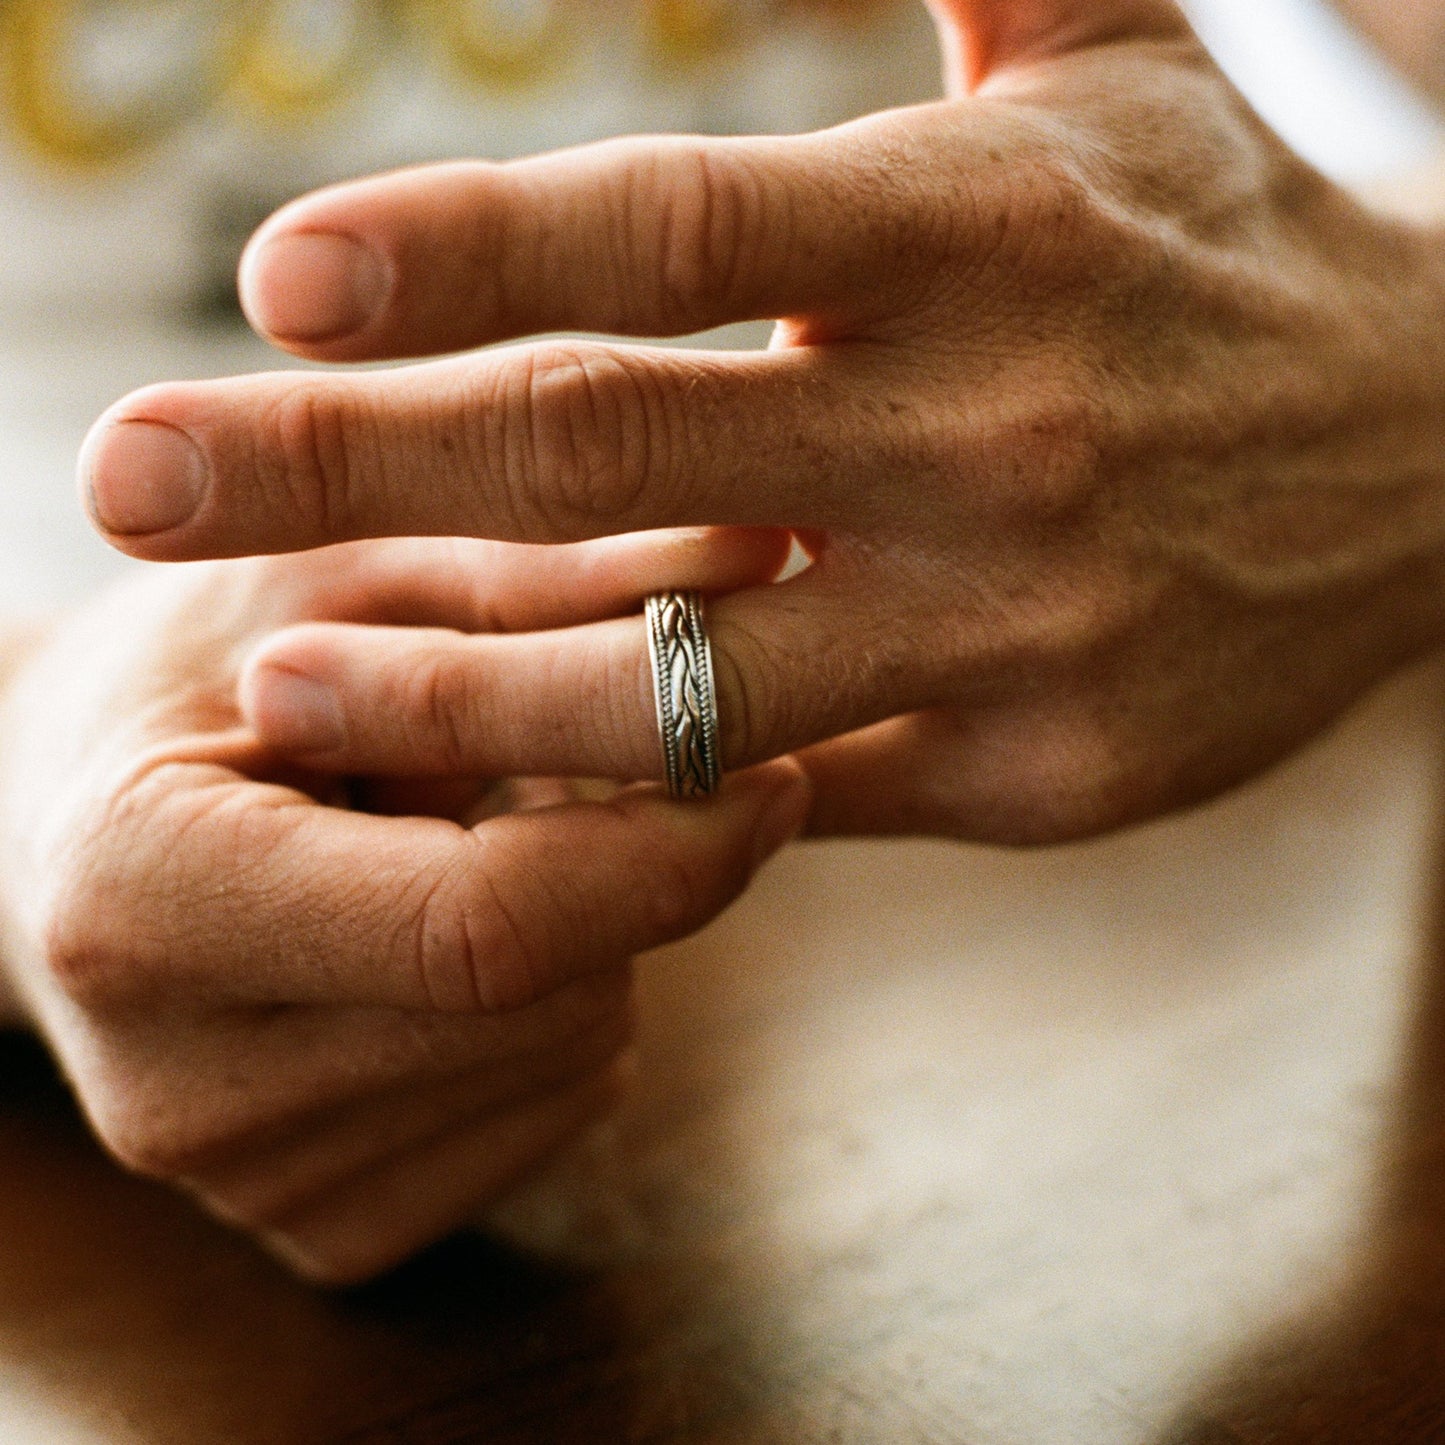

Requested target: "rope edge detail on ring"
[{"left": 646, "top": 591, "right": 721, "bottom": 799}]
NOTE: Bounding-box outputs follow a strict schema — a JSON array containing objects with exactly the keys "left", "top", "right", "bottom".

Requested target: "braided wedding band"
[{"left": 645, "top": 590, "right": 721, "bottom": 799}]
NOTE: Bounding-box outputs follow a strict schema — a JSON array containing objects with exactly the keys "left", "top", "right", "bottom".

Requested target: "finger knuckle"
[
  {"left": 1027, "top": 391, "right": 1107, "bottom": 513},
  {"left": 958, "top": 369, "right": 1107, "bottom": 520},
  {"left": 261, "top": 385, "right": 372, "bottom": 539},
  {"left": 35, "top": 780, "right": 169, "bottom": 1010},
  {"left": 189, "top": 1174, "right": 303, "bottom": 1234},
  {"left": 410, "top": 850, "right": 553, "bottom": 1014},
  {"left": 88, "top": 1088, "right": 238, "bottom": 1181},
  {"left": 854, "top": 151, "right": 971, "bottom": 299},
  {"left": 396, "top": 643, "right": 474, "bottom": 773},
  {"left": 642, "top": 851, "right": 711, "bottom": 940},
  {"left": 647, "top": 142, "right": 766, "bottom": 323},
  {"left": 502, "top": 343, "right": 667, "bottom": 535},
  {"left": 1022, "top": 157, "right": 1101, "bottom": 260},
  {"left": 265, "top": 1231, "right": 394, "bottom": 1289},
  {"left": 99, "top": 1120, "right": 190, "bottom": 1180},
  {"left": 970, "top": 143, "right": 1102, "bottom": 276},
  {"left": 38, "top": 864, "right": 133, "bottom": 1010},
  {"left": 963, "top": 708, "right": 1136, "bottom": 847},
  {"left": 1000, "top": 590, "right": 1142, "bottom": 703}
]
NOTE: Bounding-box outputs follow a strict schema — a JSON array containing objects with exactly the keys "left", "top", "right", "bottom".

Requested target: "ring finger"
[{"left": 240, "top": 563, "right": 925, "bottom": 782}]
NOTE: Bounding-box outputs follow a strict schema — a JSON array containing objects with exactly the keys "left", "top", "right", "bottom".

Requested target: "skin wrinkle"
[
  {"left": 456, "top": 167, "right": 509, "bottom": 337},
  {"left": 193, "top": 1017, "right": 632, "bottom": 1228},
  {"left": 656, "top": 145, "right": 718, "bottom": 327},
  {"left": 34, "top": 762, "right": 239, "bottom": 1013},
  {"left": 0, "top": 525, "right": 811, "bottom": 1277},
  {"left": 266, "top": 385, "right": 359, "bottom": 545},
  {"left": 404, "top": 637, "right": 476, "bottom": 777},
  {"left": 602, "top": 146, "right": 640, "bottom": 335},
  {"left": 585, "top": 628, "right": 648, "bottom": 773},
  {"left": 511, "top": 344, "right": 638, "bottom": 541},
  {"left": 585, "top": 348, "right": 659, "bottom": 526},
  {"left": 408, "top": 837, "right": 497, "bottom": 1016},
  {"left": 14, "top": 0, "right": 1444, "bottom": 1278},
  {"left": 470, "top": 850, "right": 559, "bottom": 1015},
  {"left": 88, "top": 1024, "right": 341, "bottom": 1181},
  {"left": 263, "top": 1073, "right": 625, "bottom": 1285},
  {"left": 70, "top": 1007, "right": 344, "bottom": 1182}
]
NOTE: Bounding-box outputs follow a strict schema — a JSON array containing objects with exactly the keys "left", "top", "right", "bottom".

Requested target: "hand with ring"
[
  {"left": 0, "top": 534, "right": 808, "bottom": 1283},
  {"left": 80, "top": 0, "right": 1445, "bottom": 843}
]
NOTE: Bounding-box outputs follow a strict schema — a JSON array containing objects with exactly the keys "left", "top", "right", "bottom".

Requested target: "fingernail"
[
  {"left": 749, "top": 765, "right": 812, "bottom": 868},
  {"left": 249, "top": 666, "right": 346, "bottom": 752},
  {"left": 242, "top": 232, "right": 391, "bottom": 342},
  {"left": 83, "top": 420, "right": 207, "bottom": 536}
]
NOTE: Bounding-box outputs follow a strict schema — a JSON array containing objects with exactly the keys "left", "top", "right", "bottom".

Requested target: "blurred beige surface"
[{"left": 1, "top": 650, "right": 1443, "bottom": 1442}]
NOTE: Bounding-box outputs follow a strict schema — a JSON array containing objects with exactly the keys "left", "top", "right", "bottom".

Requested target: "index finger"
[{"left": 56, "top": 758, "right": 809, "bottom": 1013}]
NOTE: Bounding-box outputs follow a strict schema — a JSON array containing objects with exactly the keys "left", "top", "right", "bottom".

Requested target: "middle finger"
[{"left": 81, "top": 342, "right": 854, "bottom": 561}]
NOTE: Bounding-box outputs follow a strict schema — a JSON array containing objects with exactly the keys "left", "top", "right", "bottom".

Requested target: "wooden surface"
[{"left": 4, "top": 658, "right": 1445, "bottom": 1444}]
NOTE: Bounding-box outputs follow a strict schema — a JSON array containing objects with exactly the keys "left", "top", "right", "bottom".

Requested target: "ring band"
[{"left": 645, "top": 590, "right": 721, "bottom": 799}]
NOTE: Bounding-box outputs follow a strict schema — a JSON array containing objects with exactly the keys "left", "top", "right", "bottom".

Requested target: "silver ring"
[{"left": 645, "top": 590, "right": 721, "bottom": 799}]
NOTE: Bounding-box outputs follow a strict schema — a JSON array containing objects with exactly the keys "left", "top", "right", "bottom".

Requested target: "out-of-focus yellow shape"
[
  {"left": 232, "top": 0, "right": 379, "bottom": 121},
  {"left": 645, "top": 0, "right": 765, "bottom": 66},
  {"left": 409, "top": 0, "right": 571, "bottom": 91},
  {"left": 0, "top": 0, "right": 912, "bottom": 172},
  {"left": 1, "top": 0, "right": 251, "bottom": 168}
]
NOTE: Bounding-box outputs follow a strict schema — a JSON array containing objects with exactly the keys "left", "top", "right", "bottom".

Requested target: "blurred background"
[{"left": 0, "top": 0, "right": 1440, "bottom": 614}]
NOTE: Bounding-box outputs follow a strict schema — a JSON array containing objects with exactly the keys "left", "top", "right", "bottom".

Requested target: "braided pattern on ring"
[{"left": 646, "top": 591, "right": 721, "bottom": 799}]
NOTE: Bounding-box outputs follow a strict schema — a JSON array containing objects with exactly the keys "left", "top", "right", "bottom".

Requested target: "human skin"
[
  {"left": 1332, "top": 0, "right": 1445, "bottom": 107},
  {"left": 79, "top": 0, "right": 1445, "bottom": 844},
  {"left": 0, "top": 532, "right": 809, "bottom": 1283},
  {"left": 4, "top": 0, "right": 1445, "bottom": 1282}
]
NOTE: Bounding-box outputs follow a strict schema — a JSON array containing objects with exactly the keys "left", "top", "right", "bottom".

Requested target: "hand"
[
  {"left": 80, "top": 0, "right": 1445, "bottom": 842},
  {"left": 0, "top": 534, "right": 808, "bottom": 1283}
]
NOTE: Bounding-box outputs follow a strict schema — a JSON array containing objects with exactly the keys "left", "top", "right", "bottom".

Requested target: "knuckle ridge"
[
  {"left": 652, "top": 143, "right": 760, "bottom": 323},
  {"left": 506, "top": 344, "right": 661, "bottom": 536},
  {"left": 264, "top": 387, "right": 369, "bottom": 540},
  {"left": 411, "top": 849, "right": 551, "bottom": 1013},
  {"left": 399, "top": 645, "right": 474, "bottom": 772}
]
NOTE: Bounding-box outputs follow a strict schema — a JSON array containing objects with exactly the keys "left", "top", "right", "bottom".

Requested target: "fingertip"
[
  {"left": 239, "top": 230, "right": 394, "bottom": 348},
  {"left": 738, "top": 757, "right": 814, "bottom": 866},
  {"left": 639, "top": 756, "right": 811, "bottom": 863},
  {"left": 245, "top": 665, "right": 348, "bottom": 756},
  {"left": 693, "top": 525, "right": 796, "bottom": 587},
  {"left": 240, "top": 627, "right": 349, "bottom": 755},
  {"left": 79, "top": 387, "right": 210, "bottom": 546}
]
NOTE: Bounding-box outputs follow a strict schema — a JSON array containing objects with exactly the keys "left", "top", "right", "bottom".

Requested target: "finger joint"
[{"left": 494, "top": 343, "right": 682, "bottom": 538}]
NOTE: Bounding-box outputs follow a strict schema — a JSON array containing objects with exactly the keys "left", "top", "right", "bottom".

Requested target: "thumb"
[{"left": 924, "top": 0, "right": 1191, "bottom": 90}]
